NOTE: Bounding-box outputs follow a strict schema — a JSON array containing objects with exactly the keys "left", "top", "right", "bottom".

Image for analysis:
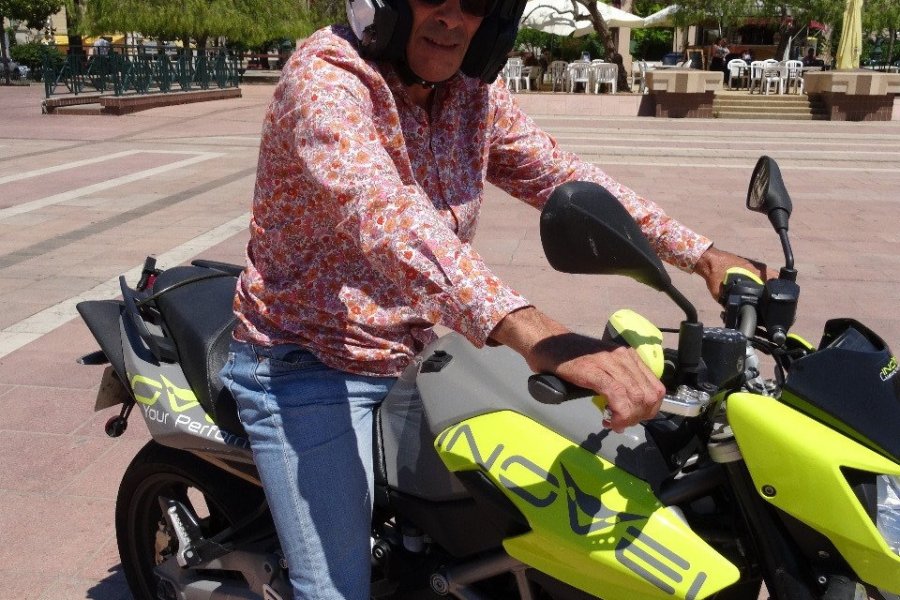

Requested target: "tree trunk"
[
  {"left": 1, "top": 12, "right": 10, "bottom": 85},
  {"left": 584, "top": 1, "right": 631, "bottom": 92},
  {"left": 889, "top": 28, "right": 897, "bottom": 65}
]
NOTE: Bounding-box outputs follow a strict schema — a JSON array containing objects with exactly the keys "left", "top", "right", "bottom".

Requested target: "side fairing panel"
[
  {"left": 728, "top": 392, "right": 900, "bottom": 593},
  {"left": 121, "top": 316, "right": 252, "bottom": 460},
  {"left": 436, "top": 411, "right": 739, "bottom": 600},
  {"left": 412, "top": 333, "right": 671, "bottom": 487},
  {"left": 379, "top": 361, "right": 471, "bottom": 501}
]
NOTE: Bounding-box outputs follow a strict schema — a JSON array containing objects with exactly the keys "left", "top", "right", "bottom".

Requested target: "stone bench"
[
  {"left": 43, "top": 87, "right": 242, "bottom": 115},
  {"left": 645, "top": 69, "right": 723, "bottom": 118},
  {"left": 804, "top": 71, "right": 900, "bottom": 121}
]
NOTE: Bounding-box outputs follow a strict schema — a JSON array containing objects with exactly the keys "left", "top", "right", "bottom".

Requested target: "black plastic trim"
[{"left": 76, "top": 300, "right": 128, "bottom": 386}]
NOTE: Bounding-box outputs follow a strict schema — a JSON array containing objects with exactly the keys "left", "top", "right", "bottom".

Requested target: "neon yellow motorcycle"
[{"left": 77, "top": 156, "right": 899, "bottom": 600}]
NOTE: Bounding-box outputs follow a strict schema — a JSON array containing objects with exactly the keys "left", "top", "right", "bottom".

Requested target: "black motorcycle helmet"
[{"left": 345, "top": 0, "right": 527, "bottom": 85}]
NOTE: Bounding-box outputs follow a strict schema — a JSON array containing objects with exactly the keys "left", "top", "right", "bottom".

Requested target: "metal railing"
[{"left": 43, "top": 44, "right": 241, "bottom": 98}]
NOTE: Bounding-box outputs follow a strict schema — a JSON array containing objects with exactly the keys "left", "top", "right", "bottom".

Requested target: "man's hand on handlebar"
[
  {"left": 489, "top": 307, "right": 665, "bottom": 433},
  {"left": 694, "top": 246, "right": 779, "bottom": 301}
]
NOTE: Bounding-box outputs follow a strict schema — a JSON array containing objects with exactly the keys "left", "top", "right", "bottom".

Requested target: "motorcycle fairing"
[
  {"left": 435, "top": 410, "right": 740, "bottom": 600},
  {"left": 728, "top": 392, "right": 900, "bottom": 593},
  {"left": 76, "top": 300, "right": 128, "bottom": 386},
  {"left": 782, "top": 319, "right": 900, "bottom": 462},
  {"left": 121, "top": 314, "right": 253, "bottom": 458}
]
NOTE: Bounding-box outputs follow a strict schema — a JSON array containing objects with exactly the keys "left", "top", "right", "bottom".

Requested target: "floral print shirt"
[{"left": 233, "top": 26, "right": 712, "bottom": 377}]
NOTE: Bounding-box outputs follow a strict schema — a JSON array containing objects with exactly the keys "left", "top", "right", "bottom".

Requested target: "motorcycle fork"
[{"left": 724, "top": 460, "right": 818, "bottom": 600}]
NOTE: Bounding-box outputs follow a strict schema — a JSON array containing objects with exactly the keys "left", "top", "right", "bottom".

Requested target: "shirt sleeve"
[
  {"left": 484, "top": 81, "right": 712, "bottom": 272},
  {"left": 283, "top": 57, "right": 529, "bottom": 347}
]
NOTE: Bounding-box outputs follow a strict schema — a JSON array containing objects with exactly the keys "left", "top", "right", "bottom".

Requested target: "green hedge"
[{"left": 10, "top": 42, "right": 65, "bottom": 80}]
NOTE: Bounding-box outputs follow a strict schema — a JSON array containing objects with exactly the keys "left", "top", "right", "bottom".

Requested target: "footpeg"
[
  {"left": 160, "top": 497, "right": 205, "bottom": 567},
  {"left": 159, "top": 497, "right": 229, "bottom": 568}
]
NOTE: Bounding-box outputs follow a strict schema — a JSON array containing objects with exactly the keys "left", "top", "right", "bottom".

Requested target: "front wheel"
[{"left": 115, "top": 441, "right": 266, "bottom": 600}]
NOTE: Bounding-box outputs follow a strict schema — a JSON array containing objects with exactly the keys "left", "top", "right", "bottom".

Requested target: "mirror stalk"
[
  {"left": 666, "top": 283, "right": 697, "bottom": 324},
  {"left": 678, "top": 320, "right": 704, "bottom": 375},
  {"left": 665, "top": 283, "right": 704, "bottom": 375},
  {"left": 778, "top": 229, "right": 795, "bottom": 272}
]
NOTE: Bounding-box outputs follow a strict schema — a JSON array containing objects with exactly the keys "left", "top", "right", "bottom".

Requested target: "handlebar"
[
  {"left": 527, "top": 373, "right": 709, "bottom": 418},
  {"left": 738, "top": 304, "right": 757, "bottom": 340}
]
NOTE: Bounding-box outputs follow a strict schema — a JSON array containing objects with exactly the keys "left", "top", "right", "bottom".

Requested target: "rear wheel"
[{"left": 115, "top": 441, "right": 266, "bottom": 600}]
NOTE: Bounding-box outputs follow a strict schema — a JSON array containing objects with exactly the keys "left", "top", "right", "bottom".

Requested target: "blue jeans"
[{"left": 220, "top": 339, "right": 396, "bottom": 600}]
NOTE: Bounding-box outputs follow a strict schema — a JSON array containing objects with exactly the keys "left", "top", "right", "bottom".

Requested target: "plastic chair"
[
  {"left": 592, "top": 63, "right": 618, "bottom": 94},
  {"left": 783, "top": 59, "right": 804, "bottom": 94},
  {"left": 761, "top": 62, "right": 784, "bottom": 95},
  {"left": 726, "top": 58, "right": 748, "bottom": 89},
  {"left": 631, "top": 60, "right": 648, "bottom": 94},
  {"left": 504, "top": 58, "right": 527, "bottom": 92},
  {"left": 567, "top": 61, "right": 592, "bottom": 93},
  {"left": 548, "top": 60, "right": 568, "bottom": 92},
  {"left": 748, "top": 61, "right": 766, "bottom": 93}
]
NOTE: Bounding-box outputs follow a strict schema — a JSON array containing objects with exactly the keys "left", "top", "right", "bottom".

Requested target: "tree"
[
  {"left": 300, "top": 0, "right": 345, "bottom": 34},
  {"left": 1, "top": 0, "right": 62, "bottom": 84},
  {"left": 673, "top": 0, "right": 758, "bottom": 42},
  {"left": 863, "top": 0, "right": 900, "bottom": 65},
  {"left": 516, "top": 25, "right": 557, "bottom": 56},
  {"left": 630, "top": 0, "right": 673, "bottom": 60},
  {"left": 0, "top": 0, "right": 61, "bottom": 29},
  {"left": 666, "top": 0, "right": 845, "bottom": 60},
  {"left": 80, "top": 0, "right": 321, "bottom": 48},
  {"left": 756, "top": 0, "right": 844, "bottom": 59}
]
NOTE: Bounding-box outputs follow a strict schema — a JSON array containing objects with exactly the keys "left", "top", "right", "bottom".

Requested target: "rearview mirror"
[
  {"left": 540, "top": 181, "right": 672, "bottom": 292},
  {"left": 747, "top": 156, "right": 792, "bottom": 231}
]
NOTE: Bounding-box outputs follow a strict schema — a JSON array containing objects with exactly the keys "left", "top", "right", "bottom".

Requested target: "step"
[
  {"left": 714, "top": 110, "right": 829, "bottom": 120},
  {"left": 712, "top": 93, "right": 827, "bottom": 120},
  {"left": 714, "top": 97, "right": 813, "bottom": 106},
  {"left": 715, "top": 97, "right": 812, "bottom": 106},
  {"left": 713, "top": 104, "right": 818, "bottom": 114},
  {"left": 714, "top": 103, "right": 818, "bottom": 114}
]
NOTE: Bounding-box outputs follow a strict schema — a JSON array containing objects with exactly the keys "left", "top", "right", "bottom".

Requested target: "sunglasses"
[{"left": 413, "top": 0, "right": 498, "bottom": 18}]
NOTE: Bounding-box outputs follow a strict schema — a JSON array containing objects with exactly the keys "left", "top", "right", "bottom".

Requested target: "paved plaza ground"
[{"left": 0, "top": 81, "right": 899, "bottom": 599}]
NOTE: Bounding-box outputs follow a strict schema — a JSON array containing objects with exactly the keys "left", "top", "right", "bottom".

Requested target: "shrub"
[{"left": 10, "top": 42, "right": 65, "bottom": 80}]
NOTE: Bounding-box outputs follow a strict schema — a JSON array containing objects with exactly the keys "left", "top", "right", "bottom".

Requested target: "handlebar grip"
[
  {"left": 529, "top": 373, "right": 709, "bottom": 419},
  {"left": 527, "top": 373, "right": 594, "bottom": 404}
]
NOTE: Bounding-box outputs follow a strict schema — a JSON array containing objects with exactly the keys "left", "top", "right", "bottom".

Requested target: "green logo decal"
[
  {"left": 161, "top": 375, "right": 199, "bottom": 412},
  {"left": 131, "top": 374, "right": 162, "bottom": 406},
  {"left": 881, "top": 356, "right": 898, "bottom": 382}
]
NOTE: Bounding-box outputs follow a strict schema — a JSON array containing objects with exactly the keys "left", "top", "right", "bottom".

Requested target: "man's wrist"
[{"left": 693, "top": 244, "right": 721, "bottom": 280}]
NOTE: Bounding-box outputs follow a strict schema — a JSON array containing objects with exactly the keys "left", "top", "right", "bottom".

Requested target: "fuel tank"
[{"left": 378, "top": 333, "right": 671, "bottom": 502}]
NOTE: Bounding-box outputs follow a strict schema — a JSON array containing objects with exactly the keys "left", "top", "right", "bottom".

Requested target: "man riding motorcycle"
[{"left": 219, "top": 0, "right": 775, "bottom": 598}]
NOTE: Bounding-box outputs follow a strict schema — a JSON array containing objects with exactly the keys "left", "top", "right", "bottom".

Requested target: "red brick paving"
[{"left": 1, "top": 81, "right": 898, "bottom": 599}]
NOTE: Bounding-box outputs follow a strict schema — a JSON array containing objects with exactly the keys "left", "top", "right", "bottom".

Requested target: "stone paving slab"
[{"left": 0, "top": 81, "right": 898, "bottom": 599}]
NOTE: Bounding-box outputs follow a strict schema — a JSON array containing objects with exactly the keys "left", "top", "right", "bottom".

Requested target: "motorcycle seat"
[{"left": 151, "top": 264, "right": 246, "bottom": 438}]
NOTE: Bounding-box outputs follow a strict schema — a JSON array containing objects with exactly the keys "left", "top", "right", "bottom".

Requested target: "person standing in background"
[{"left": 710, "top": 37, "right": 729, "bottom": 74}]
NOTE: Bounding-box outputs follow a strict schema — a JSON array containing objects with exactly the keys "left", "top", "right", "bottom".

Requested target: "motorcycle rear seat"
[{"left": 151, "top": 264, "right": 246, "bottom": 438}]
